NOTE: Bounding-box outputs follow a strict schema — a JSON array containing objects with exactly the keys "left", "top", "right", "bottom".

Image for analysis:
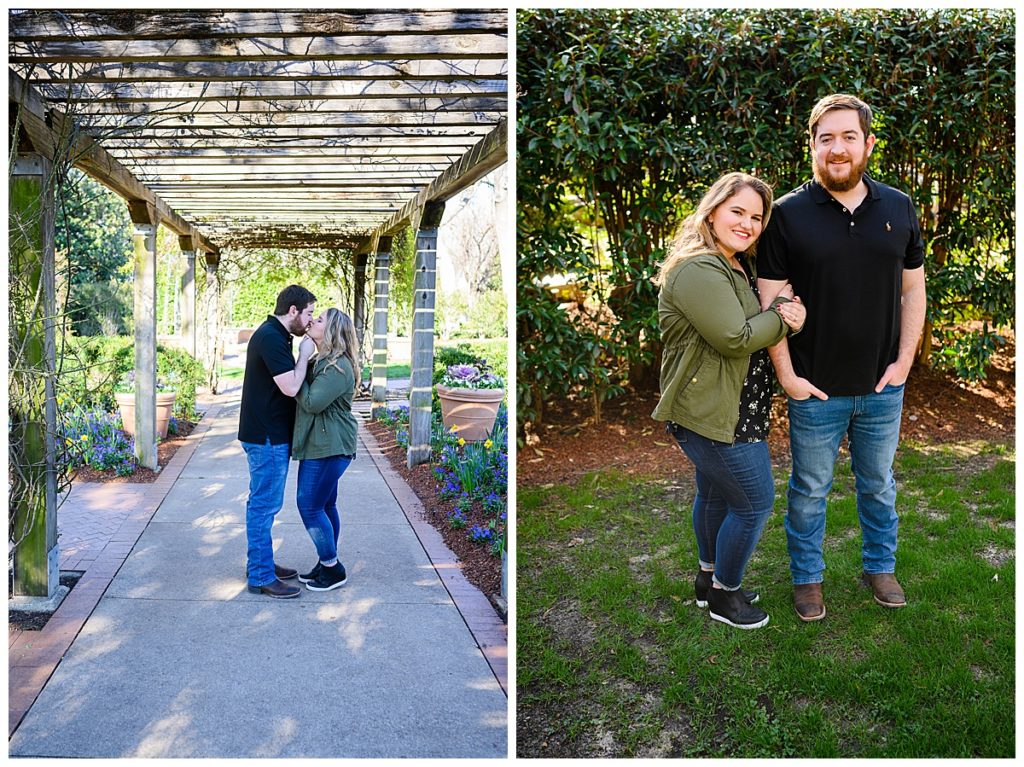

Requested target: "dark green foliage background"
[{"left": 517, "top": 8, "right": 1014, "bottom": 427}]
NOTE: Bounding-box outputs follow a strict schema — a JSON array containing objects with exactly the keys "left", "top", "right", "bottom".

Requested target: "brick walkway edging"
[
  {"left": 8, "top": 402, "right": 226, "bottom": 736},
  {"left": 358, "top": 423, "right": 509, "bottom": 696}
]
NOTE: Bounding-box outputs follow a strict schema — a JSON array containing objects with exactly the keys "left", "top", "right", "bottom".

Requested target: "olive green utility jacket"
[
  {"left": 292, "top": 355, "right": 358, "bottom": 460},
  {"left": 652, "top": 250, "right": 791, "bottom": 443}
]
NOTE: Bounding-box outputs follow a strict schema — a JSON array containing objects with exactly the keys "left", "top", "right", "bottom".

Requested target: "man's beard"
[
  {"left": 813, "top": 151, "right": 869, "bottom": 193},
  {"left": 287, "top": 315, "right": 308, "bottom": 336}
]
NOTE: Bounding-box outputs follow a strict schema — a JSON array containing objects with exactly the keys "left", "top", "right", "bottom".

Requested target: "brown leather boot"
[
  {"left": 861, "top": 572, "right": 906, "bottom": 607},
  {"left": 793, "top": 582, "right": 826, "bottom": 621}
]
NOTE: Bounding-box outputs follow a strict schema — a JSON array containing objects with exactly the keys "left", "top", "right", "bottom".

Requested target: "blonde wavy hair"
[
  {"left": 314, "top": 308, "right": 361, "bottom": 390},
  {"left": 653, "top": 172, "right": 773, "bottom": 286}
]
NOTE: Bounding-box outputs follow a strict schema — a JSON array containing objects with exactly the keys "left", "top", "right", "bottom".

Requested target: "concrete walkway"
[{"left": 9, "top": 390, "right": 507, "bottom": 758}]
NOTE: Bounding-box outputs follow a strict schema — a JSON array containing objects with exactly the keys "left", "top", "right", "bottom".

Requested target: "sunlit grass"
[{"left": 517, "top": 443, "right": 1015, "bottom": 758}]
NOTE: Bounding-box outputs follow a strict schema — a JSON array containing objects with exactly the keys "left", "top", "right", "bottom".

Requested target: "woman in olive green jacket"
[
  {"left": 652, "top": 172, "right": 805, "bottom": 630},
  {"left": 293, "top": 308, "right": 360, "bottom": 592}
]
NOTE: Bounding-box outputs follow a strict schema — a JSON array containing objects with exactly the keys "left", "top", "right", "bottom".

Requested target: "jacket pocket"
[{"left": 680, "top": 356, "right": 725, "bottom": 424}]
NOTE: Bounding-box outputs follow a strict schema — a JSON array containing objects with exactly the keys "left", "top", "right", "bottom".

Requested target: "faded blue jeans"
[
  {"left": 296, "top": 455, "right": 353, "bottom": 564},
  {"left": 241, "top": 439, "right": 291, "bottom": 587},
  {"left": 785, "top": 383, "right": 905, "bottom": 585},
  {"left": 670, "top": 424, "right": 775, "bottom": 590}
]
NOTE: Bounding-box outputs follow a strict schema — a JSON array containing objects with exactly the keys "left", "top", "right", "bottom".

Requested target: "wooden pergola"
[{"left": 8, "top": 10, "right": 508, "bottom": 597}]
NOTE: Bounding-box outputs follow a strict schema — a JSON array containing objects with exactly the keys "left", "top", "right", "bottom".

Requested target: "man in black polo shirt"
[
  {"left": 758, "top": 94, "right": 926, "bottom": 622},
  {"left": 238, "top": 284, "right": 317, "bottom": 598}
]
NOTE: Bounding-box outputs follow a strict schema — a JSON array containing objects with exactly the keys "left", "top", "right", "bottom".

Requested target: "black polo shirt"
[
  {"left": 238, "top": 315, "right": 297, "bottom": 445},
  {"left": 757, "top": 176, "right": 924, "bottom": 396}
]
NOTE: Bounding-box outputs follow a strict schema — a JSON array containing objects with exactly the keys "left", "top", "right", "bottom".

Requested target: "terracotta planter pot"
[
  {"left": 115, "top": 391, "right": 177, "bottom": 439},
  {"left": 435, "top": 385, "right": 504, "bottom": 442}
]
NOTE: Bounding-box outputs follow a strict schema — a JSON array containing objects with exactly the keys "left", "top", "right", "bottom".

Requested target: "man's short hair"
[
  {"left": 274, "top": 284, "right": 317, "bottom": 316},
  {"left": 808, "top": 94, "right": 873, "bottom": 140}
]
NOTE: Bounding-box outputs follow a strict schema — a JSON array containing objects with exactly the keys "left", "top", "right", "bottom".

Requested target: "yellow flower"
[
  {"left": 484, "top": 439, "right": 493, "bottom": 449},
  {"left": 449, "top": 424, "right": 459, "bottom": 433},
  {"left": 458, "top": 438, "right": 466, "bottom": 447},
  {"left": 80, "top": 434, "right": 89, "bottom": 441},
  {"left": 65, "top": 438, "right": 72, "bottom": 446}
]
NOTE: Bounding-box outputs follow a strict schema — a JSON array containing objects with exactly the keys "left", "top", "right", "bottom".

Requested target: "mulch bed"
[
  {"left": 519, "top": 336, "right": 1015, "bottom": 487},
  {"left": 365, "top": 419, "right": 504, "bottom": 614},
  {"left": 71, "top": 419, "right": 198, "bottom": 484},
  {"left": 9, "top": 571, "right": 84, "bottom": 632}
]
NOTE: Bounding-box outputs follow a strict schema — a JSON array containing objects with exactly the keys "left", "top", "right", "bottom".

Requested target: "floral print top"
[{"left": 734, "top": 261, "right": 772, "bottom": 443}]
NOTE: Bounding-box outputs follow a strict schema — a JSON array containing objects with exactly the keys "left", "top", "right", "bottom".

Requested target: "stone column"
[
  {"left": 408, "top": 202, "right": 444, "bottom": 468},
  {"left": 203, "top": 257, "right": 222, "bottom": 394},
  {"left": 371, "top": 236, "right": 393, "bottom": 418},
  {"left": 9, "top": 152, "right": 58, "bottom": 598},
  {"left": 128, "top": 201, "right": 159, "bottom": 470},
  {"left": 178, "top": 236, "right": 197, "bottom": 359},
  {"left": 353, "top": 249, "right": 369, "bottom": 355}
]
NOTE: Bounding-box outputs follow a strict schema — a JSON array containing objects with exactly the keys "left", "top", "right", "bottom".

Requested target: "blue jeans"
[
  {"left": 785, "top": 384, "right": 905, "bottom": 585},
  {"left": 296, "top": 455, "right": 352, "bottom": 564},
  {"left": 241, "top": 439, "right": 291, "bottom": 587},
  {"left": 670, "top": 425, "right": 775, "bottom": 590}
]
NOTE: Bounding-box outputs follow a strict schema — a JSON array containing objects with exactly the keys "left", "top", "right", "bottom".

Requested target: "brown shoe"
[
  {"left": 861, "top": 572, "right": 906, "bottom": 608},
  {"left": 793, "top": 582, "right": 826, "bottom": 621}
]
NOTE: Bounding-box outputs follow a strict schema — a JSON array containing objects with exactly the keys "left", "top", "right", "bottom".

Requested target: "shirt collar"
[
  {"left": 268, "top": 314, "right": 291, "bottom": 339},
  {"left": 809, "top": 174, "right": 880, "bottom": 204}
]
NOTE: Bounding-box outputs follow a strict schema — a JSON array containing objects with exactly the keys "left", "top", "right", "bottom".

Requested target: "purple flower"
[{"left": 446, "top": 364, "right": 480, "bottom": 382}]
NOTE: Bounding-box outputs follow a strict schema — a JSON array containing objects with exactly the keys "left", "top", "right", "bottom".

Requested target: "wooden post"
[
  {"left": 128, "top": 201, "right": 159, "bottom": 470},
  {"left": 353, "top": 249, "right": 369, "bottom": 355},
  {"left": 203, "top": 257, "right": 222, "bottom": 394},
  {"left": 371, "top": 235, "right": 393, "bottom": 418},
  {"left": 408, "top": 202, "right": 444, "bottom": 468},
  {"left": 9, "top": 152, "right": 59, "bottom": 598},
  {"left": 178, "top": 235, "right": 197, "bottom": 359}
]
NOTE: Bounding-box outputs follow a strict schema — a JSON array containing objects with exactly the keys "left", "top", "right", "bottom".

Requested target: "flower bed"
[
  {"left": 61, "top": 399, "right": 193, "bottom": 480},
  {"left": 375, "top": 403, "right": 508, "bottom": 560}
]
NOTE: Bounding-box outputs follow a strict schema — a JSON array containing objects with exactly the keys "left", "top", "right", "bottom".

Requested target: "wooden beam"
[
  {"left": 105, "top": 147, "right": 465, "bottom": 159},
  {"left": 76, "top": 111, "right": 504, "bottom": 132},
  {"left": 55, "top": 95, "right": 507, "bottom": 115},
  {"left": 366, "top": 117, "right": 507, "bottom": 242},
  {"left": 16, "top": 58, "right": 508, "bottom": 83},
  {"left": 103, "top": 149, "right": 460, "bottom": 161},
  {"left": 94, "top": 134, "right": 485, "bottom": 147},
  {"left": 133, "top": 171, "right": 441, "bottom": 183},
  {"left": 75, "top": 108, "right": 505, "bottom": 127},
  {"left": 35, "top": 79, "right": 507, "bottom": 103},
  {"left": 11, "top": 33, "right": 508, "bottom": 63},
  {"left": 117, "top": 156, "right": 455, "bottom": 167},
  {"left": 155, "top": 191, "right": 411, "bottom": 200},
  {"left": 10, "top": 11, "right": 508, "bottom": 41},
  {"left": 9, "top": 70, "right": 219, "bottom": 255},
  {"left": 146, "top": 182, "right": 425, "bottom": 190}
]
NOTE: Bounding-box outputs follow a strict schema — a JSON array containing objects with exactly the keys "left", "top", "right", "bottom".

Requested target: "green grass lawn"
[{"left": 517, "top": 441, "right": 1015, "bottom": 758}]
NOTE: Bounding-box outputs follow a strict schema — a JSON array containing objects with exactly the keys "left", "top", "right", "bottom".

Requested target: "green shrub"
[{"left": 61, "top": 336, "right": 204, "bottom": 419}]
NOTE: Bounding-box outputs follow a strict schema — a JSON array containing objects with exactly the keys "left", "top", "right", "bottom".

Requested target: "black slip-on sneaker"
[
  {"left": 305, "top": 562, "right": 348, "bottom": 592},
  {"left": 695, "top": 569, "right": 759, "bottom": 608},
  {"left": 298, "top": 562, "right": 323, "bottom": 584},
  {"left": 708, "top": 585, "right": 769, "bottom": 630}
]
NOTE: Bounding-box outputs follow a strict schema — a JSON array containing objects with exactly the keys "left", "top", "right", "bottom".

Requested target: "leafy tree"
[{"left": 55, "top": 169, "right": 134, "bottom": 335}]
